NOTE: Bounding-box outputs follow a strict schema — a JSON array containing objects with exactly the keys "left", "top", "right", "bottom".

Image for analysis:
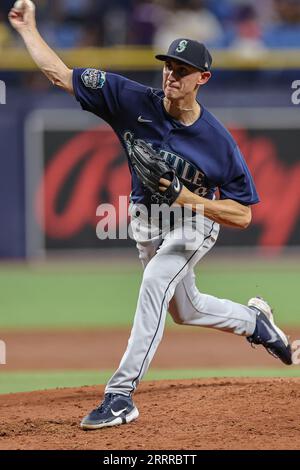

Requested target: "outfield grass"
[
  {"left": 0, "top": 259, "right": 299, "bottom": 329},
  {"left": 0, "top": 368, "right": 300, "bottom": 395}
]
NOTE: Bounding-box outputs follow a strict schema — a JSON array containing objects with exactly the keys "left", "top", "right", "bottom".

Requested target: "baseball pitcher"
[{"left": 9, "top": 0, "right": 293, "bottom": 430}]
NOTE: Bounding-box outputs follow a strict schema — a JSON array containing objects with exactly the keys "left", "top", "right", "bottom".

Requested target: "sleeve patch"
[{"left": 81, "top": 69, "right": 106, "bottom": 89}]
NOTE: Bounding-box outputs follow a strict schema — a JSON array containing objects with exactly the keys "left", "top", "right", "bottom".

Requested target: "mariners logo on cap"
[{"left": 176, "top": 40, "right": 188, "bottom": 53}]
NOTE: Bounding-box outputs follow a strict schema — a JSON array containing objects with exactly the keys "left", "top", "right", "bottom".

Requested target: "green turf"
[
  {"left": 0, "top": 260, "right": 298, "bottom": 329},
  {"left": 0, "top": 266, "right": 141, "bottom": 329},
  {"left": 0, "top": 368, "right": 300, "bottom": 395}
]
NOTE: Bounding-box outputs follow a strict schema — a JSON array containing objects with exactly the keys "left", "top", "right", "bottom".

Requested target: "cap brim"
[{"left": 155, "top": 54, "right": 207, "bottom": 72}]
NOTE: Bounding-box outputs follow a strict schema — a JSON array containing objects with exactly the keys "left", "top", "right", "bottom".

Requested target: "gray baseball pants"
[{"left": 105, "top": 204, "right": 257, "bottom": 395}]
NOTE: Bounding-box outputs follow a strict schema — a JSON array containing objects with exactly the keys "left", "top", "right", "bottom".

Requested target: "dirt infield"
[
  {"left": 2, "top": 326, "right": 300, "bottom": 370},
  {"left": 1, "top": 327, "right": 300, "bottom": 449},
  {"left": 0, "top": 379, "right": 300, "bottom": 450}
]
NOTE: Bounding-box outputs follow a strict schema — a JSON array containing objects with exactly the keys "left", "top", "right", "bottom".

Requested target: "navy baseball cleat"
[
  {"left": 247, "top": 297, "right": 292, "bottom": 365},
  {"left": 80, "top": 393, "right": 139, "bottom": 430}
]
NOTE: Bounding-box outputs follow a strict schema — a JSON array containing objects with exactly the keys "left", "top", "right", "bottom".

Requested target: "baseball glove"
[{"left": 129, "top": 138, "right": 183, "bottom": 205}]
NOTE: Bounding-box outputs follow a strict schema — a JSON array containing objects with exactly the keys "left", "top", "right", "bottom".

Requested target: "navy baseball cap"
[{"left": 155, "top": 38, "right": 212, "bottom": 72}]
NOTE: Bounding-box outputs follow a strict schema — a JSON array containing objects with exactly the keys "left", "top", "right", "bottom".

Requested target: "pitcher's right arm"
[{"left": 9, "top": 0, "right": 73, "bottom": 94}]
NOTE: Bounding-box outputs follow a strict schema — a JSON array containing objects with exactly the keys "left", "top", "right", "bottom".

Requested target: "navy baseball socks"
[
  {"left": 247, "top": 297, "right": 292, "bottom": 365},
  {"left": 80, "top": 393, "right": 139, "bottom": 430}
]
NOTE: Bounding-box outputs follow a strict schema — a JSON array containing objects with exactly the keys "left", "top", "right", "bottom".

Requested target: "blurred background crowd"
[{"left": 1, "top": 0, "right": 300, "bottom": 51}]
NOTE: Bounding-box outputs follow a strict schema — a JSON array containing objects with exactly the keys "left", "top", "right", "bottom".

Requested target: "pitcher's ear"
[{"left": 197, "top": 71, "right": 211, "bottom": 86}]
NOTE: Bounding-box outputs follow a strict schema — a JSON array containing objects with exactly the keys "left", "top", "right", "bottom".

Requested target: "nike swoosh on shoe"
[
  {"left": 111, "top": 407, "right": 127, "bottom": 417},
  {"left": 260, "top": 317, "right": 280, "bottom": 344}
]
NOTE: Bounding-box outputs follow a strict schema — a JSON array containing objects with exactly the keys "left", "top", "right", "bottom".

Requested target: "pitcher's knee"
[
  {"left": 141, "top": 273, "right": 164, "bottom": 292},
  {"left": 168, "top": 293, "right": 207, "bottom": 325},
  {"left": 142, "top": 261, "right": 174, "bottom": 285}
]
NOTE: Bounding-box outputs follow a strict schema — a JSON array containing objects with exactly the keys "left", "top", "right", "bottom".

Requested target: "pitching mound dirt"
[{"left": 1, "top": 378, "right": 300, "bottom": 450}]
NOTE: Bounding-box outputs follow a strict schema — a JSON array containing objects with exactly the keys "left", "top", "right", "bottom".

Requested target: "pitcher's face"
[{"left": 163, "top": 60, "right": 210, "bottom": 99}]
